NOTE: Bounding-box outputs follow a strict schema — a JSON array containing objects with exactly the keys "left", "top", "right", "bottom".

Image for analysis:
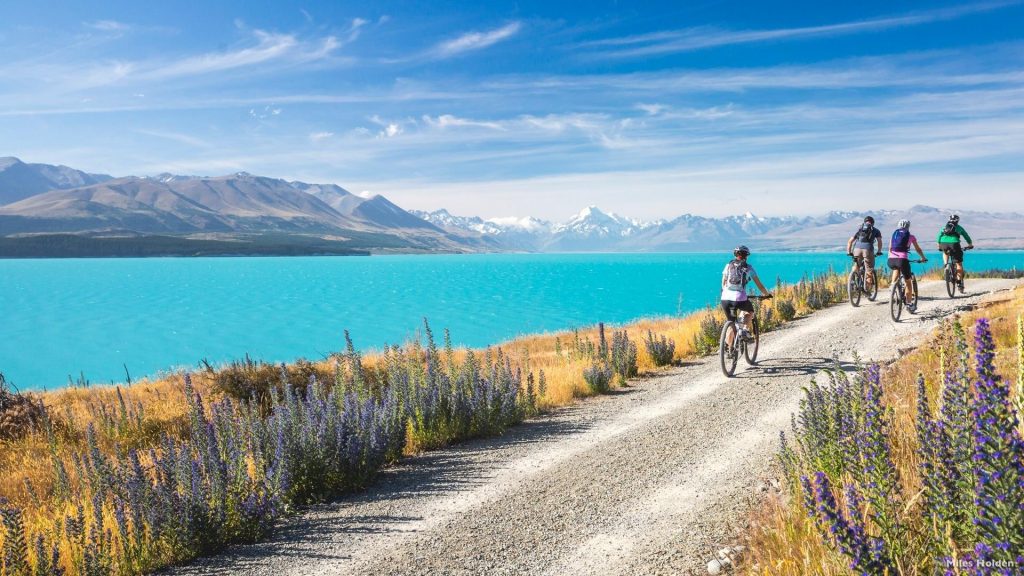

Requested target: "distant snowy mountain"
[{"left": 417, "top": 205, "right": 1024, "bottom": 251}]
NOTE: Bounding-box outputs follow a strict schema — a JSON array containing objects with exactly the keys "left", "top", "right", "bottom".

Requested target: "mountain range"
[{"left": 1, "top": 157, "right": 1021, "bottom": 255}]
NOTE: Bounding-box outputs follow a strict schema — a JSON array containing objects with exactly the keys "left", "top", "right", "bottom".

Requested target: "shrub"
[
  {"left": 202, "top": 355, "right": 328, "bottom": 408},
  {"left": 0, "top": 373, "right": 47, "bottom": 441},
  {"left": 775, "top": 298, "right": 797, "bottom": 322},
  {"left": 609, "top": 330, "right": 638, "bottom": 384},
  {"left": 644, "top": 331, "right": 676, "bottom": 367},
  {"left": 582, "top": 362, "right": 613, "bottom": 394},
  {"left": 692, "top": 309, "right": 723, "bottom": 356}
]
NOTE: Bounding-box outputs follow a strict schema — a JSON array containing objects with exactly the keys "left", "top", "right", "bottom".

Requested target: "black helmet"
[
  {"left": 864, "top": 216, "right": 875, "bottom": 224},
  {"left": 733, "top": 245, "right": 750, "bottom": 257},
  {"left": 949, "top": 214, "right": 960, "bottom": 222}
]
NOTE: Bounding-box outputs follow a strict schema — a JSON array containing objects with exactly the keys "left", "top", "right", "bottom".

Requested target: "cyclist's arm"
[
  {"left": 846, "top": 236, "right": 854, "bottom": 253},
  {"left": 752, "top": 275, "right": 770, "bottom": 295},
  {"left": 911, "top": 238, "right": 927, "bottom": 261},
  {"left": 875, "top": 234, "right": 883, "bottom": 254},
  {"left": 959, "top": 225, "right": 973, "bottom": 246}
]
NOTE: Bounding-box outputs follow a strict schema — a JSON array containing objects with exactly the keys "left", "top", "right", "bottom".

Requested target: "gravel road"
[{"left": 170, "top": 279, "right": 1021, "bottom": 576}]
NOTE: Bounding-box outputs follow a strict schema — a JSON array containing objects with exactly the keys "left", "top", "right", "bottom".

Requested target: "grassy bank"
[
  {"left": 0, "top": 269, "right": 856, "bottom": 575},
  {"left": 742, "top": 285, "right": 1024, "bottom": 575}
]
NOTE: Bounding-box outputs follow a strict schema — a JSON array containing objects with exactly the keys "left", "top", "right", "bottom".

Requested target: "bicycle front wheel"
[
  {"left": 890, "top": 283, "right": 903, "bottom": 322},
  {"left": 719, "top": 321, "right": 738, "bottom": 377},
  {"left": 744, "top": 317, "right": 760, "bottom": 365},
  {"left": 909, "top": 277, "right": 919, "bottom": 312},
  {"left": 848, "top": 271, "right": 861, "bottom": 307}
]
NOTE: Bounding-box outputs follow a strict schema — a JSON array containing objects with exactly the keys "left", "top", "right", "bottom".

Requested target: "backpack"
[
  {"left": 891, "top": 229, "right": 910, "bottom": 252},
  {"left": 942, "top": 220, "right": 959, "bottom": 237},
  {"left": 857, "top": 223, "right": 875, "bottom": 243},
  {"left": 725, "top": 259, "right": 749, "bottom": 290}
]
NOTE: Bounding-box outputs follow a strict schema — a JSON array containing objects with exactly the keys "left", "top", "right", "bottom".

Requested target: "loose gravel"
[{"left": 169, "top": 279, "right": 1020, "bottom": 576}]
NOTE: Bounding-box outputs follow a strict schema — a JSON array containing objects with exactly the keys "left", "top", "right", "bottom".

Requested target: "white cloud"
[
  {"left": 85, "top": 20, "right": 131, "bottom": 33},
  {"left": 309, "top": 131, "right": 334, "bottom": 141},
  {"left": 581, "top": 1, "right": 1020, "bottom": 58},
  {"left": 430, "top": 22, "right": 521, "bottom": 59},
  {"left": 422, "top": 114, "right": 504, "bottom": 130},
  {"left": 348, "top": 18, "right": 368, "bottom": 42}
]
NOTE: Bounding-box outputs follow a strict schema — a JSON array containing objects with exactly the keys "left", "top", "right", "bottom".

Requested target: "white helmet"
[{"left": 897, "top": 219, "right": 910, "bottom": 230}]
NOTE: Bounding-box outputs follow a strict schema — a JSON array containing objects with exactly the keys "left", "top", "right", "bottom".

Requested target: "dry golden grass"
[
  {"left": 740, "top": 284, "right": 1024, "bottom": 575},
  {"left": 0, "top": 269, "right": 849, "bottom": 574}
]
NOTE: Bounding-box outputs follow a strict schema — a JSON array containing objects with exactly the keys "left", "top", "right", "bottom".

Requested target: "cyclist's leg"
[
  {"left": 720, "top": 300, "right": 738, "bottom": 345},
  {"left": 901, "top": 260, "right": 915, "bottom": 302},
  {"left": 738, "top": 300, "right": 755, "bottom": 336},
  {"left": 887, "top": 258, "right": 900, "bottom": 286},
  {"left": 953, "top": 243, "right": 965, "bottom": 281},
  {"left": 857, "top": 248, "right": 875, "bottom": 285}
]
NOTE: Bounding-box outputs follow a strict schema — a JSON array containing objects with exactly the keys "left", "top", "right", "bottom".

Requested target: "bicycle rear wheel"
[
  {"left": 944, "top": 265, "right": 956, "bottom": 298},
  {"left": 719, "top": 321, "right": 738, "bottom": 377},
  {"left": 867, "top": 268, "right": 879, "bottom": 301},
  {"left": 848, "top": 270, "right": 861, "bottom": 307},
  {"left": 890, "top": 282, "right": 903, "bottom": 322},
  {"left": 744, "top": 317, "right": 760, "bottom": 365}
]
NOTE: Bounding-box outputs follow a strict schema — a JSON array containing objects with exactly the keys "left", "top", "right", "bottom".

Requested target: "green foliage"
[
  {"left": 775, "top": 298, "right": 797, "bottom": 322},
  {"left": 582, "top": 362, "right": 613, "bottom": 394},
  {"left": 643, "top": 330, "right": 676, "bottom": 367},
  {"left": 692, "top": 309, "right": 723, "bottom": 356},
  {"left": 609, "top": 330, "right": 638, "bottom": 384}
]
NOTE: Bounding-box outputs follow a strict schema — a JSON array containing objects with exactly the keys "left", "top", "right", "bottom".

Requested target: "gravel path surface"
[{"left": 170, "top": 279, "right": 1020, "bottom": 576}]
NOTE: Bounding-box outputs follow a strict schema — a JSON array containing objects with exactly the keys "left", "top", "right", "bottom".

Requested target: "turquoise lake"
[{"left": 1, "top": 251, "right": 1021, "bottom": 389}]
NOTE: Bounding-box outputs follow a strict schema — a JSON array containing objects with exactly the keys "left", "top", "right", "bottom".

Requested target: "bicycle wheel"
[
  {"left": 744, "top": 316, "right": 760, "bottom": 365},
  {"left": 890, "top": 282, "right": 903, "bottom": 322},
  {"left": 848, "top": 270, "right": 861, "bottom": 307},
  {"left": 909, "top": 277, "right": 919, "bottom": 312},
  {"left": 719, "top": 321, "right": 738, "bottom": 377},
  {"left": 867, "top": 268, "right": 879, "bottom": 301},
  {"left": 944, "top": 265, "right": 956, "bottom": 298}
]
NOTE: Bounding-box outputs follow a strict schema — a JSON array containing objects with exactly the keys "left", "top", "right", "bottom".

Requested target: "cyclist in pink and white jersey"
[{"left": 887, "top": 219, "right": 928, "bottom": 312}]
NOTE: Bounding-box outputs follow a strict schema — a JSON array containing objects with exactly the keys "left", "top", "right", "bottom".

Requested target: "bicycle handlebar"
[{"left": 747, "top": 294, "right": 773, "bottom": 300}]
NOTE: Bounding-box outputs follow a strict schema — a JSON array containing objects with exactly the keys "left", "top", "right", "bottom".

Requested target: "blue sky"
[{"left": 1, "top": 1, "right": 1022, "bottom": 220}]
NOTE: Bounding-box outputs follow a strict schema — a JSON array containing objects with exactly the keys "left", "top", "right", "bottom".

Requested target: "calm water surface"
[{"left": 1, "top": 251, "right": 1020, "bottom": 388}]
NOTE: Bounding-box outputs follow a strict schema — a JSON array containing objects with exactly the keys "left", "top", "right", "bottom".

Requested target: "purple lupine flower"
[
  {"left": 810, "top": 472, "right": 892, "bottom": 575},
  {"left": 970, "top": 319, "right": 1024, "bottom": 570}
]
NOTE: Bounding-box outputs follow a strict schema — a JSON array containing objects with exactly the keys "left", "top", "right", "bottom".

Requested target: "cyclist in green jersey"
[{"left": 936, "top": 214, "right": 974, "bottom": 293}]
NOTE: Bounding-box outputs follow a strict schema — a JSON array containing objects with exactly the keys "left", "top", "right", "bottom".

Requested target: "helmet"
[
  {"left": 863, "top": 216, "right": 875, "bottom": 224},
  {"left": 949, "top": 214, "right": 960, "bottom": 222},
  {"left": 897, "top": 219, "right": 910, "bottom": 230},
  {"left": 733, "top": 245, "right": 750, "bottom": 257}
]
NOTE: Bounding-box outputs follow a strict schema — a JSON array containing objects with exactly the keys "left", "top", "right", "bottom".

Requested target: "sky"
[{"left": 1, "top": 0, "right": 1023, "bottom": 220}]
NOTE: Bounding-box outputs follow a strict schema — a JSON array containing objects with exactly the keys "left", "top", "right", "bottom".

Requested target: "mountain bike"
[
  {"left": 942, "top": 245, "right": 973, "bottom": 298},
  {"left": 719, "top": 295, "right": 771, "bottom": 377},
  {"left": 847, "top": 254, "right": 879, "bottom": 307},
  {"left": 890, "top": 260, "right": 925, "bottom": 322}
]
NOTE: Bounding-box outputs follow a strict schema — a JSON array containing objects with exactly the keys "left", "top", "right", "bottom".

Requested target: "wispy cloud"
[
  {"left": 581, "top": 1, "right": 1020, "bottom": 57},
  {"left": 84, "top": 20, "right": 132, "bottom": 33},
  {"left": 429, "top": 21, "right": 522, "bottom": 59},
  {"left": 422, "top": 114, "right": 505, "bottom": 130}
]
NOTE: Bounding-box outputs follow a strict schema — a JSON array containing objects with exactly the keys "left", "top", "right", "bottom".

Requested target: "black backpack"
[
  {"left": 725, "top": 259, "right": 749, "bottom": 290},
  {"left": 942, "top": 220, "right": 959, "bottom": 237},
  {"left": 856, "top": 223, "right": 875, "bottom": 243}
]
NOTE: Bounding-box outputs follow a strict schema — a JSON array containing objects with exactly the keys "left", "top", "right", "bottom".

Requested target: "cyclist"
[
  {"left": 846, "top": 215, "right": 883, "bottom": 290},
  {"left": 887, "top": 219, "right": 927, "bottom": 312},
  {"left": 936, "top": 214, "right": 974, "bottom": 293},
  {"left": 721, "top": 245, "right": 771, "bottom": 342}
]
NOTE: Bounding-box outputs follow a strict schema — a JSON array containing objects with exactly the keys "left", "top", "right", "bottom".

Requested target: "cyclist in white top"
[{"left": 720, "top": 245, "right": 771, "bottom": 341}]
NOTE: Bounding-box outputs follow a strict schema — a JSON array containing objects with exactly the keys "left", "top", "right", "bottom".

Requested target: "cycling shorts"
[
  {"left": 939, "top": 242, "right": 964, "bottom": 263},
  {"left": 852, "top": 247, "right": 876, "bottom": 268},
  {"left": 720, "top": 299, "right": 754, "bottom": 322},
  {"left": 888, "top": 257, "right": 912, "bottom": 279}
]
